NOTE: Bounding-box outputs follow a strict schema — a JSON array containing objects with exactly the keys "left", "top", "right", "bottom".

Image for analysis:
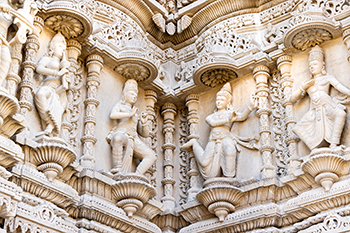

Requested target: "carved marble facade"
[{"left": 1, "top": 0, "right": 350, "bottom": 232}]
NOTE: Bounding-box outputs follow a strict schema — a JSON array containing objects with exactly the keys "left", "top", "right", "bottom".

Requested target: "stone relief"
[
  {"left": 34, "top": 32, "right": 70, "bottom": 136},
  {"left": 107, "top": 79, "right": 156, "bottom": 175},
  {"left": 290, "top": 45, "right": 350, "bottom": 150},
  {"left": 181, "top": 83, "right": 258, "bottom": 180}
]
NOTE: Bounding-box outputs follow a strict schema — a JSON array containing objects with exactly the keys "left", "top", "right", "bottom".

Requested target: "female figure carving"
[
  {"left": 181, "top": 83, "right": 258, "bottom": 180},
  {"left": 107, "top": 79, "right": 156, "bottom": 175},
  {"left": 35, "top": 32, "right": 70, "bottom": 136},
  {"left": 291, "top": 45, "right": 350, "bottom": 150}
]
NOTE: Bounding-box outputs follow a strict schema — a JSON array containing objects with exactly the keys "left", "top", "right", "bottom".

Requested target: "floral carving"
[
  {"left": 115, "top": 64, "right": 150, "bottom": 81},
  {"left": 200, "top": 69, "right": 237, "bottom": 88},
  {"left": 45, "top": 15, "right": 84, "bottom": 39},
  {"left": 292, "top": 28, "right": 332, "bottom": 51}
]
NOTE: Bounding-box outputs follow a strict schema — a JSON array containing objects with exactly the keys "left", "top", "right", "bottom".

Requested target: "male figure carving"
[
  {"left": 291, "top": 45, "right": 350, "bottom": 149},
  {"left": 181, "top": 83, "right": 257, "bottom": 180},
  {"left": 107, "top": 79, "right": 156, "bottom": 175}
]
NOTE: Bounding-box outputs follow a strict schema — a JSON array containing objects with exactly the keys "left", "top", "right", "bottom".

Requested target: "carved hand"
[
  {"left": 58, "top": 67, "right": 69, "bottom": 76},
  {"left": 301, "top": 79, "right": 315, "bottom": 91},
  {"left": 230, "top": 110, "right": 237, "bottom": 122}
]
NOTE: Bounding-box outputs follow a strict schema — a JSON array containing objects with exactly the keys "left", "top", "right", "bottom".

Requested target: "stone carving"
[
  {"left": 181, "top": 83, "right": 258, "bottom": 180},
  {"left": 179, "top": 107, "right": 190, "bottom": 205},
  {"left": 107, "top": 79, "right": 156, "bottom": 175},
  {"left": 290, "top": 46, "right": 350, "bottom": 150},
  {"left": 45, "top": 15, "right": 84, "bottom": 39},
  {"left": 200, "top": 69, "right": 237, "bottom": 88},
  {"left": 34, "top": 32, "right": 70, "bottom": 136}
]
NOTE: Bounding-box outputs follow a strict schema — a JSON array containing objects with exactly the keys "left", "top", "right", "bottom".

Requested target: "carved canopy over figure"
[
  {"left": 291, "top": 45, "right": 350, "bottom": 150},
  {"left": 35, "top": 32, "right": 70, "bottom": 136},
  {"left": 106, "top": 79, "right": 156, "bottom": 175},
  {"left": 181, "top": 83, "right": 258, "bottom": 180}
]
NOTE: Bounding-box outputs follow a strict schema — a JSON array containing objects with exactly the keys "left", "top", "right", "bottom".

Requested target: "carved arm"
[{"left": 329, "top": 76, "right": 350, "bottom": 95}]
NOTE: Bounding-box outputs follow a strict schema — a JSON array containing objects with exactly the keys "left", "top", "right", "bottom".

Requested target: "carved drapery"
[
  {"left": 161, "top": 103, "right": 177, "bottom": 210},
  {"left": 19, "top": 16, "right": 44, "bottom": 117},
  {"left": 185, "top": 94, "right": 200, "bottom": 201},
  {"left": 80, "top": 54, "right": 103, "bottom": 168},
  {"left": 253, "top": 65, "right": 275, "bottom": 179}
]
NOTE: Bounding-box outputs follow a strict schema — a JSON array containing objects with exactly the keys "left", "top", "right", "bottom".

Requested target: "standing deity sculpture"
[
  {"left": 181, "top": 83, "right": 258, "bottom": 180},
  {"left": 291, "top": 45, "right": 350, "bottom": 150},
  {"left": 35, "top": 32, "right": 70, "bottom": 136},
  {"left": 106, "top": 79, "right": 156, "bottom": 175}
]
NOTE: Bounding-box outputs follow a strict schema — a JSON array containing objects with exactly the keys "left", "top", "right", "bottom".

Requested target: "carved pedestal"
[
  {"left": 112, "top": 174, "right": 156, "bottom": 217},
  {"left": 196, "top": 178, "right": 243, "bottom": 222},
  {"left": 32, "top": 135, "right": 76, "bottom": 181},
  {"left": 302, "top": 148, "right": 346, "bottom": 191}
]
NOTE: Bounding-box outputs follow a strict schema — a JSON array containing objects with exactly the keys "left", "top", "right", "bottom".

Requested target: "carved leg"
[
  {"left": 222, "top": 138, "right": 237, "bottom": 178},
  {"left": 329, "top": 108, "right": 346, "bottom": 148},
  {"left": 111, "top": 133, "right": 126, "bottom": 174},
  {"left": 134, "top": 141, "right": 156, "bottom": 175}
]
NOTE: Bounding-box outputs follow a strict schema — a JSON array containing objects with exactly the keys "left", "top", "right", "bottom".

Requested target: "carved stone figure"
[
  {"left": 107, "top": 79, "right": 156, "bottom": 175},
  {"left": 35, "top": 32, "right": 70, "bottom": 136},
  {"left": 291, "top": 45, "right": 350, "bottom": 149},
  {"left": 181, "top": 82, "right": 258, "bottom": 180}
]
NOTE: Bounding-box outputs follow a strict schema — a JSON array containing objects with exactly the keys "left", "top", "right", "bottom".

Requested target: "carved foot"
[
  {"left": 181, "top": 138, "right": 197, "bottom": 152},
  {"left": 111, "top": 167, "right": 121, "bottom": 175},
  {"left": 44, "top": 124, "right": 54, "bottom": 136}
]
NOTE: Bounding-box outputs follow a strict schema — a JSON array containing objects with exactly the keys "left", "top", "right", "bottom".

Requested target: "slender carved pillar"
[
  {"left": 185, "top": 94, "right": 200, "bottom": 201},
  {"left": 343, "top": 29, "right": 350, "bottom": 62},
  {"left": 161, "top": 103, "right": 177, "bottom": 210},
  {"left": 277, "top": 56, "right": 299, "bottom": 174},
  {"left": 19, "top": 16, "right": 44, "bottom": 116},
  {"left": 253, "top": 65, "right": 276, "bottom": 179},
  {"left": 144, "top": 90, "right": 158, "bottom": 187},
  {"left": 80, "top": 54, "right": 103, "bottom": 168},
  {"left": 61, "top": 40, "right": 81, "bottom": 144},
  {"left": 6, "top": 43, "right": 22, "bottom": 96}
]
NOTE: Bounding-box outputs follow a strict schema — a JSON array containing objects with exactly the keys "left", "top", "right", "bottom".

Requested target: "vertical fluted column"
[
  {"left": 144, "top": 90, "right": 158, "bottom": 186},
  {"left": 19, "top": 16, "right": 44, "bottom": 117},
  {"left": 277, "top": 56, "right": 299, "bottom": 174},
  {"left": 61, "top": 40, "right": 81, "bottom": 144},
  {"left": 253, "top": 65, "right": 275, "bottom": 179},
  {"left": 161, "top": 103, "right": 176, "bottom": 210},
  {"left": 80, "top": 54, "right": 103, "bottom": 168},
  {"left": 185, "top": 94, "right": 200, "bottom": 201},
  {"left": 343, "top": 29, "right": 350, "bottom": 62}
]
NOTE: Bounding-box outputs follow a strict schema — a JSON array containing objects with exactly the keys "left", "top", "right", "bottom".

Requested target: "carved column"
[
  {"left": 61, "top": 40, "right": 81, "bottom": 144},
  {"left": 19, "top": 16, "right": 44, "bottom": 117},
  {"left": 253, "top": 65, "right": 275, "bottom": 179},
  {"left": 343, "top": 29, "right": 350, "bottom": 62},
  {"left": 144, "top": 90, "right": 158, "bottom": 187},
  {"left": 80, "top": 54, "right": 103, "bottom": 168},
  {"left": 277, "top": 56, "right": 299, "bottom": 174},
  {"left": 6, "top": 43, "right": 22, "bottom": 96},
  {"left": 161, "top": 103, "right": 176, "bottom": 210},
  {"left": 185, "top": 94, "right": 200, "bottom": 201}
]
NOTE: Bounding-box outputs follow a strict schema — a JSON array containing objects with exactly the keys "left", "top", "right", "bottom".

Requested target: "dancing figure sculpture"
[
  {"left": 291, "top": 45, "right": 350, "bottom": 150},
  {"left": 107, "top": 79, "right": 156, "bottom": 175},
  {"left": 181, "top": 83, "right": 258, "bottom": 180},
  {"left": 35, "top": 32, "right": 70, "bottom": 136}
]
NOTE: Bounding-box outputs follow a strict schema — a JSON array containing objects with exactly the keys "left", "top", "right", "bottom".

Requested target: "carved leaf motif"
[
  {"left": 152, "top": 13, "right": 165, "bottom": 33},
  {"left": 177, "top": 15, "right": 192, "bottom": 33}
]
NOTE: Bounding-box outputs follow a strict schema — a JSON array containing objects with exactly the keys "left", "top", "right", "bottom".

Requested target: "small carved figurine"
[
  {"left": 107, "top": 79, "right": 156, "bottom": 175},
  {"left": 35, "top": 32, "right": 70, "bottom": 136},
  {"left": 291, "top": 45, "right": 350, "bottom": 149},
  {"left": 181, "top": 83, "right": 258, "bottom": 180}
]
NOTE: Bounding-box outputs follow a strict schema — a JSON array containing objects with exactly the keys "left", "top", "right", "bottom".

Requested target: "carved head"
[
  {"left": 308, "top": 45, "right": 326, "bottom": 76},
  {"left": 47, "top": 32, "right": 67, "bottom": 59},
  {"left": 216, "top": 82, "right": 232, "bottom": 110},
  {"left": 122, "top": 79, "right": 138, "bottom": 105}
]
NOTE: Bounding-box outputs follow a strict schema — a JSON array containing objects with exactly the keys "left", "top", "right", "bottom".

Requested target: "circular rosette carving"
[
  {"left": 40, "top": 0, "right": 93, "bottom": 41},
  {"left": 114, "top": 58, "right": 158, "bottom": 84},
  {"left": 302, "top": 148, "right": 346, "bottom": 191},
  {"left": 45, "top": 15, "right": 84, "bottom": 39},
  {"left": 112, "top": 174, "right": 156, "bottom": 217},
  {"left": 284, "top": 13, "right": 341, "bottom": 51},
  {"left": 193, "top": 63, "right": 237, "bottom": 89},
  {"left": 33, "top": 137, "right": 76, "bottom": 182},
  {"left": 0, "top": 89, "right": 19, "bottom": 127},
  {"left": 196, "top": 178, "right": 243, "bottom": 222}
]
